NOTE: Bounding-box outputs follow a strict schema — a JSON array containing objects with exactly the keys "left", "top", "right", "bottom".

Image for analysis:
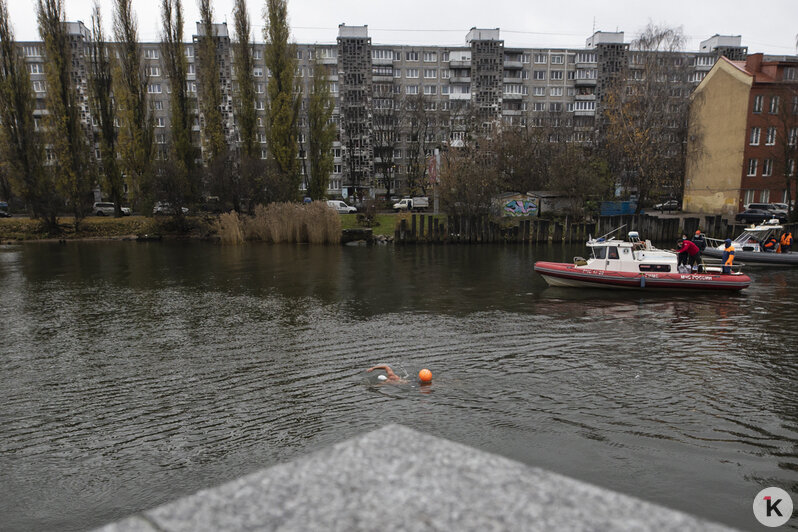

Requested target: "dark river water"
[{"left": 1, "top": 241, "right": 797, "bottom": 531}]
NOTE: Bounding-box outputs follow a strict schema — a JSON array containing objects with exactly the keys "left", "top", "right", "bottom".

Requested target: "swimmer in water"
[{"left": 366, "top": 364, "right": 407, "bottom": 383}]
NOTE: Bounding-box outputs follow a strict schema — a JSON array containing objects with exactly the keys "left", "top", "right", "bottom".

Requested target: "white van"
[{"left": 326, "top": 200, "right": 357, "bottom": 214}]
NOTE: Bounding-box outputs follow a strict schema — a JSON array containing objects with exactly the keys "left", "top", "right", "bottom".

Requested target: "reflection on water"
[{"left": 0, "top": 241, "right": 797, "bottom": 531}]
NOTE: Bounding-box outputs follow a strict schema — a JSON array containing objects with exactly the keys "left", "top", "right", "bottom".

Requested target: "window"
[
  {"left": 334, "top": 164, "right": 341, "bottom": 174},
  {"left": 24, "top": 46, "right": 41, "bottom": 57},
  {"left": 550, "top": 87, "right": 562, "bottom": 97},
  {"left": 533, "top": 102, "right": 545, "bottom": 112},
  {"left": 188, "top": 64, "right": 195, "bottom": 75},
  {"left": 753, "top": 95, "right": 763, "bottom": 113},
  {"left": 549, "top": 102, "right": 562, "bottom": 112},
  {"left": 695, "top": 56, "right": 715, "bottom": 67},
  {"left": 760, "top": 189, "right": 770, "bottom": 202},
  {"left": 406, "top": 85, "right": 418, "bottom": 95},
  {"left": 769, "top": 96, "right": 780, "bottom": 114},
  {"left": 789, "top": 128, "right": 798, "bottom": 147},
  {"left": 551, "top": 55, "right": 564, "bottom": 64},
  {"left": 441, "top": 52, "right": 449, "bottom": 62},
  {"left": 187, "top": 82, "right": 196, "bottom": 93},
  {"left": 784, "top": 67, "right": 797, "bottom": 81},
  {"left": 534, "top": 54, "right": 546, "bottom": 64},
  {"left": 743, "top": 189, "right": 755, "bottom": 205},
  {"left": 763, "top": 159, "right": 773, "bottom": 176},
  {"left": 296, "top": 50, "right": 302, "bottom": 59},
  {"left": 329, "top": 82, "right": 338, "bottom": 93},
  {"left": 144, "top": 48, "right": 158, "bottom": 59},
  {"left": 533, "top": 87, "right": 545, "bottom": 96},
  {"left": 184, "top": 47, "right": 193, "bottom": 58},
  {"left": 155, "top": 117, "right": 165, "bottom": 127},
  {"left": 522, "top": 54, "right": 530, "bottom": 63},
  {"left": 747, "top": 158, "right": 758, "bottom": 176},
  {"left": 148, "top": 83, "right": 161, "bottom": 94},
  {"left": 788, "top": 159, "right": 796, "bottom": 177},
  {"left": 255, "top": 100, "right": 264, "bottom": 110},
  {"left": 533, "top": 70, "right": 545, "bottom": 80},
  {"left": 423, "top": 52, "right": 437, "bottom": 62},
  {"left": 153, "top": 100, "right": 163, "bottom": 111},
  {"left": 148, "top": 66, "right": 160, "bottom": 76},
  {"left": 333, "top": 148, "right": 341, "bottom": 158},
  {"left": 32, "top": 80, "right": 45, "bottom": 92},
  {"left": 576, "top": 52, "right": 596, "bottom": 63},
  {"left": 550, "top": 70, "right": 563, "bottom": 80},
  {"left": 766, "top": 127, "right": 776, "bottom": 145},
  {"left": 406, "top": 51, "right": 419, "bottom": 61},
  {"left": 423, "top": 85, "right": 436, "bottom": 95},
  {"left": 441, "top": 69, "right": 450, "bottom": 79},
  {"left": 424, "top": 101, "right": 436, "bottom": 110},
  {"left": 393, "top": 69, "right": 401, "bottom": 78},
  {"left": 156, "top": 134, "right": 166, "bottom": 144},
  {"left": 423, "top": 68, "right": 437, "bottom": 79},
  {"left": 317, "top": 48, "right": 335, "bottom": 59},
  {"left": 372, "top": 49, "right": 393, "bottom": 60},
  {"left": 406, "top": 68, "right": 419, "bottom": 78},
  {"left": 750, "top": 127, "right": 761, "bottom": 145},
  {"left": 28, "top": 64, "right": 44, "bottom": 74},
  {"left": 254, "top": 67, "right": 263, "bottom": 77},
  {"left": 256, "top": 83, "right": 264, "bottom": 94}
]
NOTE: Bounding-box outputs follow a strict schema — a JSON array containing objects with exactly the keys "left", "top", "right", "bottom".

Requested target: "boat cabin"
[
  {"left": 582, "top": 232, "right": 678, "bottom": 273},
  {"left": 717, "top": 221, "right": 783, "bottom": 252}
]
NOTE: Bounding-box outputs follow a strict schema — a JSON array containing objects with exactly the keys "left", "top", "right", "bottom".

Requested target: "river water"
[{"left": 1, "top": 241, "right": 796, "bottom": 531}]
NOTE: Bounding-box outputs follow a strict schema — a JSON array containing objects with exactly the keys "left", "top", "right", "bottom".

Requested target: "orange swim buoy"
[{"left": 418, "top": 368, "right": 432, "bottom": 383}]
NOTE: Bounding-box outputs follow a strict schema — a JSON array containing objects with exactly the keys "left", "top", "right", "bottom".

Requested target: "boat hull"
[
  {"left": 703, "top": 247, "right": 798, "bottom": 265},
  {"left": 533, "top": 261, "right": 751, "bottom": 291}
]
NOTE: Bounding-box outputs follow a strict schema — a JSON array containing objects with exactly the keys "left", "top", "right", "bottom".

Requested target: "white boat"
[
  {"left": 704, "top": 220, "right": 798, "bottom": 266},
  {"left": 534, "top": 231, "right": 751, "bottom": 291}
]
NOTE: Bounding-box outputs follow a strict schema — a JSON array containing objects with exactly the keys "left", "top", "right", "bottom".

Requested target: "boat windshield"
[
  {"left": 734, "top": 228, "right": 778, "bottom": 244},
  {"left": 593, "top": 246, "right": 606, "bottom": 259}
]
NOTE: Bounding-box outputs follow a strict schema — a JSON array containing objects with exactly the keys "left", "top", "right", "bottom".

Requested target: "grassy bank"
[
  {"left": 0, "top": 211, "right": 448, "bottom": 242},
  {"left": 0, "top": 216, "right": 213, "bottom": 242}
]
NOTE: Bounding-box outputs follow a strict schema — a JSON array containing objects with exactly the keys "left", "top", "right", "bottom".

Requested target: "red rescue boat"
[{"left": 534, "top": 231, "right": 751, "bottom": 291}]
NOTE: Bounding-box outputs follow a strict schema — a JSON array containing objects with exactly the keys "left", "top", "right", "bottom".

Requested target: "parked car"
[
  {"left": 0, "top": 201, "right": 10, "bottom": 217},
  {"left": 152, "top": 202, "right": 189, "bottom": 216},
  {"left": 93, "top": 202, "right": 132, "bottom": 216},
  {"left": 653, "top": 199, "right": 681, "bottom": 212},
  {"left": 745, "top": 202, "right": 788, "bottom": 218},
  {"left": 326, "top": 200, "right": 357, "bottom": 214},
  {"left": 735, "top": 208, "right": 787, "bottom": 224}
]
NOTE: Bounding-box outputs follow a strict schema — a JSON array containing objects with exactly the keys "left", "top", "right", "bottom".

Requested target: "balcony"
[
  {"left": 503, "top": 93, "right": 522, "bottom": 100},
  {"left": 449, "top": 60, "right": 471, "bottom": 69},
  {"left": 504, "top": 60, "right": 523, "bottom": 69},
  {"left": 372, "top": 74, "right": 392, "bottom": 82},
  {"left": 502, "top": 109, "right": 522, "bottom": 116},
  {"left": 318, "top": 56, "right": 337, "bottom": 65},
  {"left": 574, "top": 77, "right": 597, "bottom": 86},
  {"left": 503, "top": 76, "right": 523, "bottom": 84},
  {"left": 574, "top": 93, "right": 596, "bottom": 100},
  {"left": 449, "top": 92, "right": 471, "bottom": 100},
  {"left": 372, "top": 57, "right": 393, "bottom": 66},
  {"left": 450, "top": 75, "right": 471, "bottom": 83},
  {"left": 574, "top": 109, "right": 596, "bottom": 117}
]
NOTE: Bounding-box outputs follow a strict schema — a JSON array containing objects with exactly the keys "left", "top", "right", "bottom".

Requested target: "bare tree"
[
  {"left": 438, "top": 132, "right": 502, "bottom": 217},
  {"left": 306, "top": 56, "right": 335, "bottom": 200},
  {"left": 113, "top": 0, "right": 154, "bottom": 211},
  {"left": 601, "top": 23, "right": 693, "bottom": 212},
  {"left": 768, "top": 86, "right": 798, "bottom": 220},
  {"left": 88, "top": 3, "right": 124, "bottom": 216},
  {"left": 37, "top": 0, "right": 93, "bottom": 229},
  {"left": 372, "top": 83, "right": 402, "bottom": 204}
]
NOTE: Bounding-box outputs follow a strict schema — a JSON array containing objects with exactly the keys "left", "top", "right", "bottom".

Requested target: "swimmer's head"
[{"left": 377, "top": 375, "right": 387, "bottom": 381}]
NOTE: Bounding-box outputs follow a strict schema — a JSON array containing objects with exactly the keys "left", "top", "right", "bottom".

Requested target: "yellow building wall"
[{"left": 683, "top": 63, "right": 751, "bottom": 216}]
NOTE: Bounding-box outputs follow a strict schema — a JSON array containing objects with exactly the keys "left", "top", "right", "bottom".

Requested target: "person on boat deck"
[
  {"left": 722, "top": 239, "right": 735, "bottom": 274},
  {"left": 762, "top": 235, "right": 779, "bottom": 252},
  {"left": 675, "top": 238, "right": 701, "bottom": 271},
  {"left": 691, "top": 230, "right": 707, "bottom": 252},
  {"left": 366, "top": 364, "right": 407, "bottom": 383},
  {"left": 780, "top": 231, "right": 793, "bottom": 253}
]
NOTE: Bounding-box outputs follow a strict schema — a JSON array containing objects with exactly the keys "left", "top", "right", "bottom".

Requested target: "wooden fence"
[{"left": 395, "top": 213, "right": 798, "bottom": 245}]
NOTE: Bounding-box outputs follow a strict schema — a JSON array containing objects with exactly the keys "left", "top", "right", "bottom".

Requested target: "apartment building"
[
  {"left": 18, "top": 22, "right": 755, "bottom": 201},
  {"left": 684, "top": 54, "right": 798, "bottom": 215}
]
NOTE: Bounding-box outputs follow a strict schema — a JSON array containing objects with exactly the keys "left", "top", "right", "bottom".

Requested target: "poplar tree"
[
  {"left": 88, "top": 3, "right": 123, "bottom": 216},
  {"left": 306, "top": 58, "right": 335, "bottom": 200},
  {"left": 0, "top": 0, "right": 56, "bottom": 225},
  {"left": 113, "top": 0, "right": 153, "bottom": 210},
  {"left": 263, "top": 0, "right": 300, "bottom": 201},
  {"left": 159, "top": 0, "right": 196, "bottom": 213},
  {"left": 37, "top": 0, "right": 93, "bottom": 229},
  {"left": 232, "top": 0, "right": 263, "bottom": 211},
  {"left": 196, "top": 0, "right": 226, "bottom": 164}
]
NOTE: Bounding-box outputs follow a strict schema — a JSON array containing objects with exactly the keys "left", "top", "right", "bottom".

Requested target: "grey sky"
[{"left": 10, "top": 0, "right": 798, "bottom": 55}]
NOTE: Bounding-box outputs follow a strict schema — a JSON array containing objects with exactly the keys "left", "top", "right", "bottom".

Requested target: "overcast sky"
[{"left": 9, "top": 0, "right": 798, "bottom": 55}]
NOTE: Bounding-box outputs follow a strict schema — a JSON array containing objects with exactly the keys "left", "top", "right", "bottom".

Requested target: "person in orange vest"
[
  {"left": 763, "top": 235, "right": 779, "bottom": 252},
  {"left": 780, "top": 231, "right": 793, "bottom": 253},
  {"left": 722, "top": 239, "right": 735, "bottom": 274}
]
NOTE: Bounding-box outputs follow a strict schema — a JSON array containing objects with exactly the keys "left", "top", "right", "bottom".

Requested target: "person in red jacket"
[{"left": 675, "top": 238, "right": 701, "bottom": 272}]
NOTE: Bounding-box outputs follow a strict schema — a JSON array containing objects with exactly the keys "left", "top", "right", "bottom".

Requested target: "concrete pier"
[{"left": 96, "top": 424, "right": 735, "bottom": 531}]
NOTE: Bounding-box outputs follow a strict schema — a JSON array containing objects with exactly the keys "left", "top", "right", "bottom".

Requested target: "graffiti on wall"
[{"left": 503, "top": 199, "right": 538, "bottom": 217}]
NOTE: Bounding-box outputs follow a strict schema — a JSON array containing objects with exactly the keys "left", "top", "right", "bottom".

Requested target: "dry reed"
[
  {"left": 235, "top": 202, "right": 341, "bottom": 244},
  {"left": 215, "top": 211, "right": 244, "bottom": 244}
]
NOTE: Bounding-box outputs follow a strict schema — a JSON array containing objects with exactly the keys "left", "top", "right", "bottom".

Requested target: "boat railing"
[{"left": 699, "top": 256, "right": 745, "bottom": 274}]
